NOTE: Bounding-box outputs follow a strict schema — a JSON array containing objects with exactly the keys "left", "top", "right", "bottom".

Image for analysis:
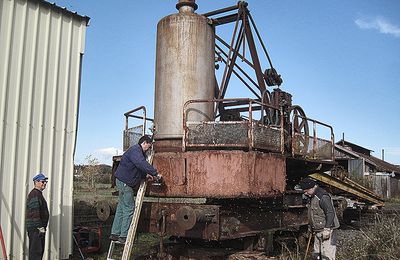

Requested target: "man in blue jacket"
[{"left": 110, "top": 135, "right": 161, "bottom": 243}]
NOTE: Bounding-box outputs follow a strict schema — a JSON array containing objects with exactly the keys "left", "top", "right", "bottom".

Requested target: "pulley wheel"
[
  {"left": 96, "top": 200, "right": 111, "bottom": 222},
  {"left": 176, "top": 206, "right": 197, "bottom": 231}
]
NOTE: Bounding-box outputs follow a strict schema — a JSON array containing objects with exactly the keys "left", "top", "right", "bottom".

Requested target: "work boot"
[
  {"left": 109, "top": 234, "right": 119, "bottom": 241},
  {"left": 117, "top": 237, "right": 126, "bottom": 244}
]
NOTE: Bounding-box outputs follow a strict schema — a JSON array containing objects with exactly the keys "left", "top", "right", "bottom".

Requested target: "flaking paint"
[{"left": 151, "top": 150, "right": 286, "bottom": 198}]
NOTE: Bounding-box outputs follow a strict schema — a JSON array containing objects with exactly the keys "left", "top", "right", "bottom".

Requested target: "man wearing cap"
[
  {"left": 26, "top": 172, "right": 49, "bottom": 260},
  {"left": 299, "top": 178, "right": 339, "bottom": 260},
  {"left": 110, "top": 135, "right": 162, "bottom": 244}
]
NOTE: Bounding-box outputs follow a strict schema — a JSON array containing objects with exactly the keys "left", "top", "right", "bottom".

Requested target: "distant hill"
[{"left": 74, "top": 164, "right": 112, "bottom": 176}]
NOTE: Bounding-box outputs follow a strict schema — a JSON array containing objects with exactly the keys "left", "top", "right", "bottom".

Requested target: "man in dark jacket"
[
  {"left": 299, "top": 178, "right": 339, "bottom": 260},
  {"left": 26, "top": 172, "right": 49, "bottom": 260},
  {"left": 110, "top": 135, "right": 161, "bottom": 243}
]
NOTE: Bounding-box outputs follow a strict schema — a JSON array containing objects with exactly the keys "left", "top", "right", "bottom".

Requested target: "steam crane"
[{"left": 112, "top": 0, "right": 337, "bottom": 248}]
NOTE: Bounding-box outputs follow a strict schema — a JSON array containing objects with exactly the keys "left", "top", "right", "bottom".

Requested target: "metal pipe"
[
  {"left": 313, "top": 121, "right": 317, "bottom": 158},
  {"left": 126, "top": 114, "right": 154, "bottom": 122},
  {"left": 332, "top": 132, "right": 335, "bottom": 161},
  {"left": 244, "top": 15, "right": 267, "bottom": 93},
  {"left": 216, "top": 43, "right": 260, "bottom": 89},
  {"left": 217, "top": 18, "right": 243, "bottom": 102},
  {"left": 124, "top": 106, "right": 147, "bottom": 135},
  {"left": 202, "top": 3, "right": 239, "bottom": 17},
  {"left": 248, "top": 100, "right": 253, "bottom": 150},
  {"left": 215, "top": 35, "right": 255, "bottom": 69},
  {"left": 291, "top": 114, "right": 335, "bottom": 161},
  {"left": 216, "top": 48, "right": 261, "bottom": 98},
  {"left": 248, "top": 13, "right": 274, "bottom": 68},
  {"left": 158, "top": 210, "right": 167, "bottom": 258}
]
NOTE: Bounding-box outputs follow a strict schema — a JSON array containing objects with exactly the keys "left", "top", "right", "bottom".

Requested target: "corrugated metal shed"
[
  {"left": 335, "top": 143, "right": 400, "bottom": 199},
  {"left": 0, "top": 0, "right": 89, "bottom": 259}
]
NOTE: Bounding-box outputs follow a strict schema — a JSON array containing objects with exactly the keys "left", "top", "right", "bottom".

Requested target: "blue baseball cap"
[{"left": 33, "top": 172, "right": 48, "bottom": 182}]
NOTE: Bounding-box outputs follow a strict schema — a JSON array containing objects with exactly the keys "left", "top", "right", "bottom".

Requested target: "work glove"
[
  {"left": 321, "top": 228, "right": 332, "bottom": 240},
  {"left": 37, "top": 227, "right": 46, "bottom": 233}
]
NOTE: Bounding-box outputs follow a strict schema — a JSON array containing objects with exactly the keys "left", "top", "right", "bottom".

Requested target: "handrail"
[
  {"left": 124, "top": 106, "right": 148, "bottom": 135},
  {"left": 291, "top": 114, "right": 335, "bottom": 161}
]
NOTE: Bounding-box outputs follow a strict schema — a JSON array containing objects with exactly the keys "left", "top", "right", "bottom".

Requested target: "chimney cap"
[{"left": 176, "top": 0, "right": 198, "bottom": 11}]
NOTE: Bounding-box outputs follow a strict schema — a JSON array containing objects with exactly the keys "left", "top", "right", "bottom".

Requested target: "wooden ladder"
[{"left": 107, "top": 152, "right": 153, "bottom": 260}]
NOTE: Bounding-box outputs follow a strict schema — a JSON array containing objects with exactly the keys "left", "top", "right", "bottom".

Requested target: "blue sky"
[{"left": 53, "top": 1, "right": 400, "bottom": 165}]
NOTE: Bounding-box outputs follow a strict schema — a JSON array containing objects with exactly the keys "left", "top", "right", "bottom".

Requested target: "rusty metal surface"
[
  {"left": 186, "top": 121, "right": 249, "bottom": 147},
  {"left": 139, "top": 203, "right": 221, "bottom": 240},
  {"left": 211, "top": 1, "right": 282, "bottom": 106},
  {"left": 310, "top": 172, "right": 384, "bottom": 206},
  {"left": 182, "top": 99, "right": 283, "bottom": 153},
  {"left": 123, "top": 126, "right": 143, "bottom": 151},
  {"left": 96, "top": 200, "right": 116, "bottom": 222},
  {"left": 176, "top": 0, "right": 198, "bottom": 11},
  {"left": 153, "top": 139, "right": 182, "bottom": 152},
  {"left": 111, "top": 155, "right": 122, "bottom": 188},
  {"left": 252, "top": 123, "right": 282, "bottom": 152},
  {"left": 185, "top": 121, "right": 282, "bottom": 153},
  {"left": 202, "top": 3, "right": 239, "bottom": 17},
  {"left": 154, "top": 6, "right": 215, "bottom": 140},
  {"left": 291, "top": 113, "right": 334, "bottom": 161},
  {"left": 124, "top": 106, "right": 147, "bottom": 133},
  {"left": 219, "top": 207, "right": 308, "bottom": 239},
  {"left": 122, "top": 106, "right": 155, "bottom": 150},
  {"left": 138, "top": 196, "right": 308, "bottom": 240},
  {"left": 150, "top": 150, "right": 286, "bottom": 198}
]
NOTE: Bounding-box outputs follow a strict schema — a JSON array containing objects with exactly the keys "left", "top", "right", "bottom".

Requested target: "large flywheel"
[{"left": 289, "top": 105, "right": 309, "bottom": 156}]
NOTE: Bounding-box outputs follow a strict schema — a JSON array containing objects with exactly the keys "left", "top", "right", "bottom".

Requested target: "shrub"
[{"left": 338, "top": 211, "right": 400, "bottom": 260}]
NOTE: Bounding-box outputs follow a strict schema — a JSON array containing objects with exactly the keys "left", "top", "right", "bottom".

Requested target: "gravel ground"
[{"left": 336, "top": 225, "right": 364, "bottom": 260}]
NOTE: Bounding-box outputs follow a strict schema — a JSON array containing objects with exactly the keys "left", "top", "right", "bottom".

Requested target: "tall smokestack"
[
  {"left": 382, "top": 149, "right": 385, "bottom": 161},
  {"left": 154, "top": 0, "right": 215, "bottom": 149}
]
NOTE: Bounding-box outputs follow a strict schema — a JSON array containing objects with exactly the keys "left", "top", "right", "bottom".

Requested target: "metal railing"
[
  {"left": 291, "top": 114, "right": 334, "bottom": 161},
  {"left": 123, "top": 106, "right": 153, "bottom": 151},
  {"left": 183, "top": 98, "right": 283, "bottom": 153}
]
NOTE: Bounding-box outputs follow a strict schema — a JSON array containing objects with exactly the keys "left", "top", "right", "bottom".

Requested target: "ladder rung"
[
  {"left": 106, "top": 240, "right": 115, "bottom": 260},
  {"left": 107, "top": 240, "right": 124, "bottom": 260}
]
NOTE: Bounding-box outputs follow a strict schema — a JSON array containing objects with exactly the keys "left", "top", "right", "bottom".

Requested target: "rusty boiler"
[{"left": 154, "top": 0, "right": 215, "bottom": 141}]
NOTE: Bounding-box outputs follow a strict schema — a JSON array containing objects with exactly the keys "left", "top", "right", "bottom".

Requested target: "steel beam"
[{"left": 309, "top": 172, "right": 384, "bottom": 206}]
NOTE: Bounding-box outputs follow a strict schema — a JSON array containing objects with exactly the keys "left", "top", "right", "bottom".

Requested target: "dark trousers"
[{"left": 28, "top": 229, "right": 45, "bottom": 260}]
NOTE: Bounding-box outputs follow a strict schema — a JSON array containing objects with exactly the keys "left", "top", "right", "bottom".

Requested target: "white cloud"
[
  {"left": 93, "top": 147, "right": 123, "bottom": 165},
  {"left": 355, "top": 17, "right": 400, "bottom": 38}
]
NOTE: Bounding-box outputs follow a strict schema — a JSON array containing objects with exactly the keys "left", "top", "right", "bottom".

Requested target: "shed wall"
[
  {"left": 0, "top": 0, "right": 88, "bottom": 258},
  {"left": 373, "top": 174, "right": 390, "bottom": 199}
]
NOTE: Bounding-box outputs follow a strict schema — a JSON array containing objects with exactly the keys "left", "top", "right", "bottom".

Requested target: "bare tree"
[{"left": 83, "top": 155, "right": 100, "bottom": 190}]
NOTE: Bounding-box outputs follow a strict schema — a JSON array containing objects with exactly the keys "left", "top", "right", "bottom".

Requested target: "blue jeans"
[{"left": 111, "top": 179, "right": 135, "bottom": 238}]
